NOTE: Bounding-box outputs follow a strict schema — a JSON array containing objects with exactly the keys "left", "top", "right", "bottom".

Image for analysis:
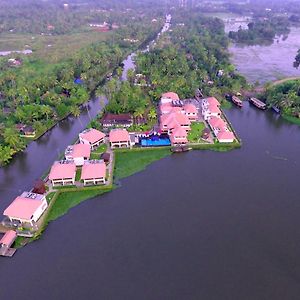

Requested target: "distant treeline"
[{"left": 229, "top": 16, "right": 290, "bottom": 44}]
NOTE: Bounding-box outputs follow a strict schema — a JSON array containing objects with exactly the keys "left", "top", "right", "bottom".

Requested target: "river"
[
  {"left": 1, "top": 15, "right": 300, "bottom": 300},
  {"left": 1, "top": 103, "right": 300, "bottom": 299}
]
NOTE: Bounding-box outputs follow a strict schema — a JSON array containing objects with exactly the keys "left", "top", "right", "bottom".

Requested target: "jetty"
[{"left": 249, "top": 97, "right": 267, "bottom": 110}]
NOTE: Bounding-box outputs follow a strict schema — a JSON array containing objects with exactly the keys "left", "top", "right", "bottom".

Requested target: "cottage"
[
  {"left": 65, "top": 143, "right": 91, "bottom": 166},
  {"left": 101, "top": 113, "right": 133, "bottom": 128},
  {"left": 216, "top": 131, "right": 235, "bottom": 143},
  {"left": 3, "top": 192, "right": 48, "bottom": 226},
  {"left": 183, "top": 103, "right": 198, "bottom": 121},
  {"left": 81, "top": 160, "right": 106, "bottom": 185},
  {"left": 79, "top": 128, "right": 105, "bottom": 150},
  {"left": 109, "top": 129, "right": 130, "bottom": 148},
  {"left": 208, "top": 116, "right": 227, "bottom": 135},
  {"left": 20, "top": 126, "right": 36, "bottom": 137},
  {"left": 201, "top": 97, "right": 221, "bottom": 120},
  {"left": 160, "top": 112, "right": 191, "bottom": 133},
  {"left": 161, "top": 92, "right": 180, "bottom": 104},
  {"left": 170, "top": 126, "right": 188, "bottom": 145},
  {"left": 49, "top": 161, "right": 76, "bottom": 186}
]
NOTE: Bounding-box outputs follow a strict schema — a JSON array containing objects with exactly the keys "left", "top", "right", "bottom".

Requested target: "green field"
[
  {"left": 114, "top": 148, "right": 171, "bottom": 179},
  {"left": 0, "top": 30, "right": 110, "bottom": 63}
]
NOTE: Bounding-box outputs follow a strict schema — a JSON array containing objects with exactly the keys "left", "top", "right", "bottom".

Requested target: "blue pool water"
[{"left": 141, "top": 138, "right": 171, "bottom": 147}]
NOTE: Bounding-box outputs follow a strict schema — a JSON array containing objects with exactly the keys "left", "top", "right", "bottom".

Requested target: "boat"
[
  {"left": 249, "top": 97, "right": 267, "bottom": 110},
  {"left": 272, "top": 105, "right": 281, "bottom": 114},
  {"left": 232, "top": 96, "right": 243, "bottom": 108},
  {"left": 171, "top": 146, "right": 190, "bottom": 153}
]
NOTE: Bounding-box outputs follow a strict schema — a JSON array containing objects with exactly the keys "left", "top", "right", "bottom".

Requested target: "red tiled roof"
[
  {"left": 161, "top": 92, "right": 179, "bottom": 101},
  {"left": 79, "top": 128, "right": 105, "bottom": 144},
  {"left": 160, "top": 112, "right": 191, "bottom": 131},
  {"left": 68, "top": 144, "right": 91, "bottom": 159},
  {"left": 171, "top": 126, "right": 187, "bottom": 138},
  {"left": 0, "top": 230, "right": 17, "bottom": 246},
  {"left": 81, "top": 161, "right": 106, "bottom": 180},
  {"left": 217, "top": 130, "right": 235, "bottom": 141},
  {"left": 4, "top": 196, "right": 45, "bottom": 220},
  {"left": 109, "top": 129, "right": 130, "bottom": 143},
  {"left": 184, "top": 103, "right": 197, "bottom": 114},
  {"left": 206, "top": 97, "right": 220, "bottom": 107},
  {"left": 208, "top": 117, "right": 226, "bottom": 129},
  {"left": 49, "top": 162, "right": 76, "bottom": 180}
]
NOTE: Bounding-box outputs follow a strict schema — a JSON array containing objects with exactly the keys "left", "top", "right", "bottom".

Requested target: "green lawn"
[
  {"left": 90, "top": 143, "right": 108, "bottom": 159},
  {"left": 188, "top": 122, "right": 205, "bottom": 143},
  {"left": 46, "top": 188, "right": 111, "bottom": 223},
  {"left": 75, "top": 168, "right": 82, "bottom": 181},
  {"left": 46, "top": 192, "right": 56, "bottom": 204},
  {"left": 114, "top": 148, "right": 171, "bottom": 179}
]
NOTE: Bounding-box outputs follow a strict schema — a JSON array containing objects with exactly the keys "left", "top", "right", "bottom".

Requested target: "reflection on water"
[{"left": 226, "top": 23, "right": 300, "bottom": 84}]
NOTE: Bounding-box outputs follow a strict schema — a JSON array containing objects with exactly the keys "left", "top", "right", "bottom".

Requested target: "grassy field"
[
  {"left": 46, "top": 188, "right": 111, "bottom": 223},
  {"left": 282, "top": 114, "right": 300, "bottom": 125},
  {"left": 188, "top": 122, "right": 205, "bottom": 142},
  {"left": 0, "top": 30, "right": 110, "bottom": 63},
  {"left": 114, "top": 148, "right": 171, "bottom": 179}
]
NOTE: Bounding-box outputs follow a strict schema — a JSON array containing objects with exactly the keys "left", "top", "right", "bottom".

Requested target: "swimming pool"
[{"left": 141, "top": 137, "right": 171, "bottom": 147}]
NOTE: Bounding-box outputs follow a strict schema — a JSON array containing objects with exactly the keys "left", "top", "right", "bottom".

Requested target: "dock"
[
  {"left": 249, "top": 97, "right": 267, "bottom": 110},
  {"left": 0, "top": 247, "right": 16, "bottom": 257}
]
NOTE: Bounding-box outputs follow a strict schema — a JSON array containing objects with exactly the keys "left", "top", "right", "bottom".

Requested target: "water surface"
[{"left": 1, "top": 103, "right": 300, "bottom": 300}]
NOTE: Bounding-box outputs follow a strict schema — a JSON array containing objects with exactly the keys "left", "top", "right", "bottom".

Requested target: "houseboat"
[
  {"left": 232, "top": 96, "right": 243, "bottom": 108},
  {"left": 249, "top": 97, "right": 267, "bottom": 110}
]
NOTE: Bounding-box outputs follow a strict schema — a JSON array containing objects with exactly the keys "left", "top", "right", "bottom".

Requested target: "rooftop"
[
  {"left": 161, "top": 92, "right": 179, "bottom": 101},
  {"left": 79, "top": 128, "right": 105, "bottom": 144},
  {"left": 4, "top": 193, "right": 45, "bottom": 220},
  {"left": 109, "top": 129, "right": 130, "bottom": 143},
  {"left": 0, "top": 230, "right": 17, "bottom": 246},
  {"left": 81, "top": 160, "right": 106, "bottom": 180},
  {"left": 65, "top": 144, "right": 91, "bottom": 159},
  {"left": 49, "top": 161, "right": 76, "bottom": 180}
]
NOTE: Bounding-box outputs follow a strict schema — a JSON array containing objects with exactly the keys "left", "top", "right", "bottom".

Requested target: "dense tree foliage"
[
  {"left": 135, "top": 12, "right": 246, "bottom": 101},
  {"left": 266, "top": 80, "right": 300, "bottom": 118},
  {"left": 0, "top": 2, "right": 163, "bottom": 165}
]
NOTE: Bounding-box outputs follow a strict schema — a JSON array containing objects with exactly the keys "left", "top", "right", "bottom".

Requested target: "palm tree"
[
  {"left": 3, "top": 127, "right": 24, "bottom": 151},
  {"left": 0, "top": 145, "right": 14, "bottom": 166},
  {"left": 70, "top": 106, "right": 81, "bottom": 118},
  {"left": 148, "top": 108, "right": 157, "bottom": 121}
]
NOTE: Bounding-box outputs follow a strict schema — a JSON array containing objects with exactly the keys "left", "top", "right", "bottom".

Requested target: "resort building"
[
  {"left": 49, "top": 161, "right": 76, "bottom": 186},
  {"left": 160, "top": 112, "right": 191, "bottom": 133},
  {"left": 79, "top": 128, "right": 105, "bottom": 150},
  {"left": 101, "top": 113, "right": 133, "bottom": 128},
  {"left": 65, "top": 143, "right": 91, "bottom": 166},
  {"left": 183, "top": 103, "right": 198, "bottom": 121},
  {"left": 201, "top": 97, "right": 221, "bottom": 120},
  {"left": 216, "top": 131, "right": 235, "bottom": 143},
  {"left": 169, "top": 126, "right": 188, "bottom": 145},
  {"left": 109, "top": 129, "right": 131, "bottom": 149},
  {"left": 81, "top": 160, "right": 106, "bottom": 185},
  {"left": 3, "top": 192, "right": 48, "bottom": 226},
  {"left": 161, "top": 92, "right": 180, "bottom": 104},
  {"left": 208, "top": 116, "right": 235, "bottom": 143}
]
